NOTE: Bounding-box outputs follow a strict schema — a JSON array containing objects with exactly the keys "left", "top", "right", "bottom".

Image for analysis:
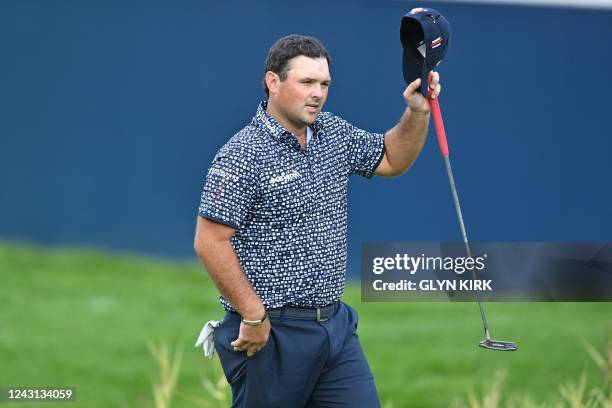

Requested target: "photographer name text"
[{"left": 372, "top": 279, "right": 493, "bottom": 291}]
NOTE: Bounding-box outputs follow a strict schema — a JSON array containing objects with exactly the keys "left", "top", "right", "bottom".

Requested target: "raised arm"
[{"left": 375, "top": 72, "right": 441, "bottom": 177}]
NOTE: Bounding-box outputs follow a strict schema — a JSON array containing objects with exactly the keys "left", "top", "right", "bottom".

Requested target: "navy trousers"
[{"left": 213, "top": 302, "right": 381, "bottom": 408}]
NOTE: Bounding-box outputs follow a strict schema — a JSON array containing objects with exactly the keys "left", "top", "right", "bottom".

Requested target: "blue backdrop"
[{"left": 1, "top": 0, "right": 611, "bottom": 276}]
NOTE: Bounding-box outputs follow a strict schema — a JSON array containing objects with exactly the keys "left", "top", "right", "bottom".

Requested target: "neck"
[{"left": 266, "top": 100, "right": 306, "bottom": 138}]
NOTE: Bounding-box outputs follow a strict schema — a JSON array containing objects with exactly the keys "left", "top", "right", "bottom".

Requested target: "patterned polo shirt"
[{"left": 199, "top": 101, "right": 385, "bottom": 310}]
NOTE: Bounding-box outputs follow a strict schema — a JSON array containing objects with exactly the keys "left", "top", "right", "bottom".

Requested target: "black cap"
[{"left": 400, "top": 7, "right": 451, "bottom": 95}]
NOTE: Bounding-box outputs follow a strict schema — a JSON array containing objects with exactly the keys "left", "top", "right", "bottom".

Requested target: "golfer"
[{"left": 194, "top": 34, "right": 441, "bottom": 407}]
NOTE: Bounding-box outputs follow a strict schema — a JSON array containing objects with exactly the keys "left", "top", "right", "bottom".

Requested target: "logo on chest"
[{"left": 269, "top": 170, "right": 301, "bottom": 185}]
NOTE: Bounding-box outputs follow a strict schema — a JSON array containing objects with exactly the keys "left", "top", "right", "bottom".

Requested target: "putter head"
[{"left": 479, "top": 339, "right": 518, "bottom": 351}]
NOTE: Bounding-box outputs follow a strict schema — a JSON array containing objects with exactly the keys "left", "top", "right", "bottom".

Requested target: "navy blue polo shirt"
[{"left": 199, "top": 101, "right": 385, "bottom": 310}]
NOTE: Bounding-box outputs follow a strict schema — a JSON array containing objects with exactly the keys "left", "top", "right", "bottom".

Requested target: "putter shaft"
[{"left": 443, "top": 155, "right": 491, "bottom": 340}]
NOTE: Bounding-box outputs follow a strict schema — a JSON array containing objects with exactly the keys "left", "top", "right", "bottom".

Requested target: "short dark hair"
[{"left": 262, "top": 34, "right": 331, "bottom": 97}]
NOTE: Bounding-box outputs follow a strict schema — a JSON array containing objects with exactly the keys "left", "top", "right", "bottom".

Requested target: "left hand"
[
  {"left": 230, "top": 318, "right": 271, "bottom": 357},
  {"left": 403, "top": 71, "right": 442, "bottom": 113}
]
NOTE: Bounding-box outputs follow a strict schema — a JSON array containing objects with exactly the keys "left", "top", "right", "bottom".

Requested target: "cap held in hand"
[{"left": 400, "top": 7, "right": 451, "bottom": 95}]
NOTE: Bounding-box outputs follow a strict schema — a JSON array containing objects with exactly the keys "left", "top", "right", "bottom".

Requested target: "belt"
[
  {"left": 268, "top": 302, "right": 339, "bottom": 322},
  {"left": 231, "top": 302, "right": 339, "bottom": 322}
]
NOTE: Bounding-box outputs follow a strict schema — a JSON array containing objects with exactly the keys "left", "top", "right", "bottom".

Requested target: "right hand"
[
  {"left": 230, "top": 318, "right": 271, "bottom": 357},
  {"left": 403, "top": 71, "right": 442, "bottom": 113}
]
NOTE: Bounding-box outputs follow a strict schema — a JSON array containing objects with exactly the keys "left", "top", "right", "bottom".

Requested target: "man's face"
[{"left": 269, "top": 56, "right": 331, "bottom": 129}]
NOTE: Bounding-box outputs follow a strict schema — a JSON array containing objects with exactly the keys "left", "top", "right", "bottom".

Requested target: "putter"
[{"left": 427, "top": 87, "right": 517, "bottom": 352}]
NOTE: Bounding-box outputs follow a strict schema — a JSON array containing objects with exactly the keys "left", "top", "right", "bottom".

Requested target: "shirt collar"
[{"left": 253, "top": 101, "right": 323, "bottom": 144}]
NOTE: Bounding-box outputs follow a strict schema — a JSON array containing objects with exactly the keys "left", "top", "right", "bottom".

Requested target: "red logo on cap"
[{"left": 431, "top": 37, "right": 443, "bottom": 48}]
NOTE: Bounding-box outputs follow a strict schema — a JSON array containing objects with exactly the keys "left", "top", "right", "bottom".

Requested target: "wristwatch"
[{"left": 241, "top": 312, "right": 268, "bottom": 326}]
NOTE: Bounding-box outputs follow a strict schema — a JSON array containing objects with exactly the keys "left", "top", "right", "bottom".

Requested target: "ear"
[{"left": 265, "top": 71, "right": 280, "bottom": 95}]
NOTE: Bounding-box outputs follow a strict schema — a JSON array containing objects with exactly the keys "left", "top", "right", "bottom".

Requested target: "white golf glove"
[{"left": 194, "top": 320, "right": 221, "bottom": 359}]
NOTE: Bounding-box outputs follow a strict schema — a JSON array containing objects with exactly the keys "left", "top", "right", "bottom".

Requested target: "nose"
[{"left": 311, "top": 83, "right": 323, "bottom": 100}]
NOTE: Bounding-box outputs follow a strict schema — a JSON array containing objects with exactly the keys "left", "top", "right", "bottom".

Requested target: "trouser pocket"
[{"left": 213, "top": 318, "right": 247, "bottom": 385}]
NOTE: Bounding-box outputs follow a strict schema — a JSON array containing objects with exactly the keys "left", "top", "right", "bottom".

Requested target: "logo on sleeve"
[
  {"left": 215, "top": 180, "right": 225, "bottom": 205},
  {"left": 208, "top": 168, "right": 239, "bottom": 182}
]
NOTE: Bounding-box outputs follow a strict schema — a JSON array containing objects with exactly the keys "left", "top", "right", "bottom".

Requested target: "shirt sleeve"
[
  {"left": 198, "top": 146, "right": 259, "bottom": 229},
  {"left": 346, "top": 121, "right": 386, "bottom": 178}
]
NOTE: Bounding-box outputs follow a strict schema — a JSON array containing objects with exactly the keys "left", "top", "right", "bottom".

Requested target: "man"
[{"left": 194, "top": 35, "right": 441, "bottom": 407}]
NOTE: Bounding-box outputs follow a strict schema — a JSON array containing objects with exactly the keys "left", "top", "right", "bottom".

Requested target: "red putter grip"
[
  {"left": 426, "top": 72, "right": 449, "bottom": 158},
  {"left": 428, "top": 94, "right": 449, "bottom": 158}
]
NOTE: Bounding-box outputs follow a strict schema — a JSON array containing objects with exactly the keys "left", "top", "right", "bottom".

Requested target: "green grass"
[{"left": 0, "top": 242, "right": 610, "bottom": 407}]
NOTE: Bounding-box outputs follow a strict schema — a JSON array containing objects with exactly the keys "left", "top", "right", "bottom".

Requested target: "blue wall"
[{"left": 1, "top": 0, "right": 611, "bottom": 275}]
